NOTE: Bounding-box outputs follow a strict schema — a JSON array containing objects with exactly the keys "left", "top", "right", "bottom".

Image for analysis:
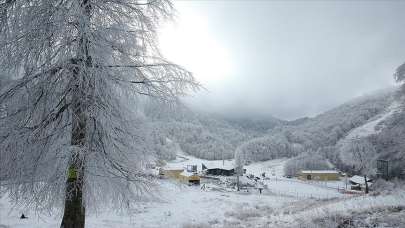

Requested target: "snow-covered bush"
[
  {"left": 371, "top": 178, "right": 405, "bottom": 194},
  {"left": 299, "top": 206, "right": 405, "bottom": 228}
]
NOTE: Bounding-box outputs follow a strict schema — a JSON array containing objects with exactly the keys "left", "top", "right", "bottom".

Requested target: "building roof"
[
  {"left": 349, "top": 175, "right": 371, "bottom": 185},
  {"left": 162, "top": 165, "right": 184, "bottom": 171},
  {"left": 202, "top": 160, "right": 235, "bottom": 170},
  {"left": 300, "top": 170, "right": 339, "bottom": 174},
  {"left": 180, "top": 171, "right": 198, "bottom": 177}
]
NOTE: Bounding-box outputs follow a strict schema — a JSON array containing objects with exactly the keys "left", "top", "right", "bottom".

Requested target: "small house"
[
  {"left": 349, "top": 175, "right": 372, "bottom": 190},
  {"left": 298, "top": 170, "right": 340, "bottom": 181}
]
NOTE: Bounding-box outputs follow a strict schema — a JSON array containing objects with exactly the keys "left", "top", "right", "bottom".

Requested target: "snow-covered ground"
[
  {"left": 0, "top": 181, "right": 298, "bottom": 228},
  {"left": 1, "top": 156, "right": 404, "bottom": 228},
  {"left": 244, "top": 158, "right": 287, "bottom": 177},
  {"left": 243, "top": 158, "right": 349, "bottom": 199}
]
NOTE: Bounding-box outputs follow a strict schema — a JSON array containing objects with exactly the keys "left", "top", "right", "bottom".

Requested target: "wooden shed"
[{"left": 298, "top": 170, "right": 340, "bottom": 181}]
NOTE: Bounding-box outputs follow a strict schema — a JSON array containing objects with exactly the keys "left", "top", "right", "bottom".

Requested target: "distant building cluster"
[{"left": 159, "top": 160, "right": 236, "bottom": 185}]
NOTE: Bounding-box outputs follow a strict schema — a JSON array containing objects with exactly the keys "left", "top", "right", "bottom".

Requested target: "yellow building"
[
  {"left": 160, "top": 168, "right": 200, "bottom": 185},
  {"left": 179, "top": 171, "right": 200, "bottom": 185},
  {"left": 298, "top": 170, "right": 340, "bottom": 181},
  {"left": 160, "top": 168, "right": 183, "bottom": 179}
]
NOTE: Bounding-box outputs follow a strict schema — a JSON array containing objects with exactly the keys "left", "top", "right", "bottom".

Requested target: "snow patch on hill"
[{"left": 345, "top": 101, "right": 401, "bottom": 140}]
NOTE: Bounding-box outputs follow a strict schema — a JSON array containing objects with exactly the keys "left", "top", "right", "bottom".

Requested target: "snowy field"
[
  {"left": 1, "top": 181, "right": 298, "bottom": 228},
  {"left": 243, "top": 159, "right": 348, "bottom": 199},
  {"left": 1, "top": 157, "right": 405, "bottom": 228}
]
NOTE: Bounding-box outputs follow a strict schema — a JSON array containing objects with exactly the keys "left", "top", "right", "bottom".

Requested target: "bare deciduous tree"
[
  {"left": 339, "top": 137, "right": 377, "bottom": 193},
  {"left": 0, "top": 0, "right": 198, "bottom": 227}
]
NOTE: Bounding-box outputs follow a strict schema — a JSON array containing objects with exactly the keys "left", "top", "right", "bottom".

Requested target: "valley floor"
[{"left": 1, "top": 158, "right": 404, "bottom": 228}]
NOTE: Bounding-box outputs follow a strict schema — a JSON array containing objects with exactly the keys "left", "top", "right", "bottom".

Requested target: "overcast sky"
[{"left": 159, "top": 0, "right": 405, "bottom": 120}]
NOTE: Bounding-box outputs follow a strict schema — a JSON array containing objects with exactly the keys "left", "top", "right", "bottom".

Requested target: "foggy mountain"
[{"left": 152, "top": 86, "right": 403, "bottom": 175}]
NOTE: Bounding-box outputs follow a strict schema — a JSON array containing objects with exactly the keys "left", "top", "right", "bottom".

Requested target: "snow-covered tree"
[
  {"left": 284, "top": 151, "right": 330, "bottom": 177},
  {"left": 339, "top": 138, "right": 377, "bottom": 193},
  {"left": 142, "top": 101, "right": 251, "bottom": 161},
  {"left": 394, "top": 62, "right": 405, "bottom": 83},
  {"left": 0, "top": 1, "right": 198, "bottom": 227},
  {"left": 373, "top": 109, "right": 405, "bottom": 178},
  {"left": 235, "top": 133, "right": 301, "bottom": 163},
  {"left": 394, "top": 62, "right": 405, "bottom": 106}
]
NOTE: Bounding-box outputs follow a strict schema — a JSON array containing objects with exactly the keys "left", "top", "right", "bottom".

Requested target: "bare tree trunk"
[
  {"left": 61, "top": 84, "right": 87, "bottom": 228},
  {"left": 61, "top": 166, "right": 85, "bottom": 228},
  {"left": 237, "top": 175, "right": 240, "bottom": 191},
  {"left": 61, "top": 1, "right": 91, "bottom": 227},
  {"left": 364, "top": 175, "right": 369, "bottom": 194}
]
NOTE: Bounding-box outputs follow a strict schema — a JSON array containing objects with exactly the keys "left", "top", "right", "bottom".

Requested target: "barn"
[{"left": 298, "top": 170, "right": 340, "bottom": 181}]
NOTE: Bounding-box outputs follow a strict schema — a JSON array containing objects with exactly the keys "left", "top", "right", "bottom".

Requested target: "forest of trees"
[
  {"left": 235, "top": 89, "right": 394, "bottom": 161},
  {"left": 141, "top": 100, "right": 282, "bottom": 160}
]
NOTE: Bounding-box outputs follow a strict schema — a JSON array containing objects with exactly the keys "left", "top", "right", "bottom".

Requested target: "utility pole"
[{"left": 237, "top": 175, "right": 240, "bottom": 191}]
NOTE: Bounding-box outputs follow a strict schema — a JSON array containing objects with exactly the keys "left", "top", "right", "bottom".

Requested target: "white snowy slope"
[{"left": 344, "top": 101, "right": 401, "bottom": 140}]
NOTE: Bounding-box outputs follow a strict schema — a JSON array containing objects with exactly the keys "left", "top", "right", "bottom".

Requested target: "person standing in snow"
[{"left": 257, "top": 182, "right": 264, "bottom": 194}]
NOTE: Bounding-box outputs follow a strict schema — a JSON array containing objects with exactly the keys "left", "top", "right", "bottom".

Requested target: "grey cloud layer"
[{"left": 181, "top": 1, "right": 405, "bottom": 120}]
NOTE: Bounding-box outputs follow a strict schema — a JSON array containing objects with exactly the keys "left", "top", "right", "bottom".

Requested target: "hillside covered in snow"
[
  {"left": 236, "top": 87, "right": 404, "bottom": 177},
  {"left": 144, "top": 101, "right": 284, "bottom": 160}
]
